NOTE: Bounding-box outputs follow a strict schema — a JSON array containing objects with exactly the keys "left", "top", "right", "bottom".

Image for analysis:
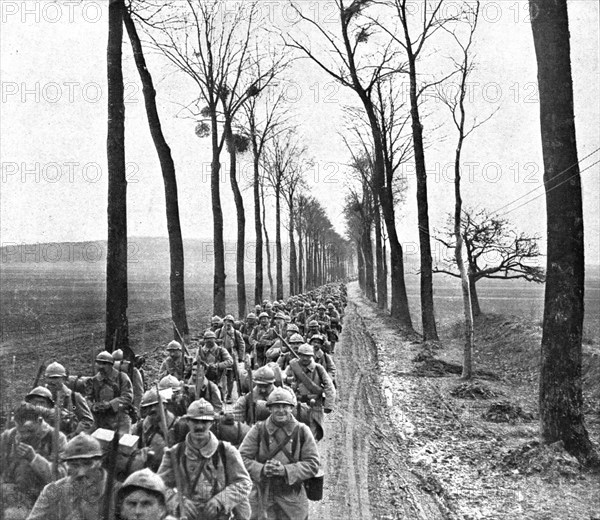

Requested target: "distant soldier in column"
[
  {"left": 113, "top": 349, "right": 145, "bottom": 421},
  {"left": 158, "top": 341, "right": 192, "bottom": 381},
  {"left": 88, "top": 351, "right": 133, "bottom": 433},
  {"left": 240, "top": 313, "right": 258, "bottom": 363},
  {"left": 196, "top": 330, "right": 233, "bottom": 399},
  {"left": 265, "top": 323, "right": 299, "bottom": 363},
  {"left": 249, "top": 312, "right": 276, "bottom": 368},
  {"left": 216, "top": 314, "right": 245, "bottom": 404},
  {"left": 233, "top": 366, "right": 278, "bottom": 425},
  {"left": 277, "top": 333, "right": 304, "bottom": 372},
  {"left": 44, "top": 361, "right": 95, "bottom": 437},
  {"left": 309, "top": 334, "right": 336, "bottom": 386}
]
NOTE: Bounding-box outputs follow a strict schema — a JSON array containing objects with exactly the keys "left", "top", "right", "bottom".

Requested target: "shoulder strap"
[{"left": 289, "top": 361, "right": 323, "bottom": 395}]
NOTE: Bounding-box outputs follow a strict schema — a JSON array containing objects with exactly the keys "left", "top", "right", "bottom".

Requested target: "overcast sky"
[{"left": 1, "top": 0, "right": 599, "bottom": 266}]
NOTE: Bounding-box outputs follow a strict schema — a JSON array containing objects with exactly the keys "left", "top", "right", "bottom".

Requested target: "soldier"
[
  {"left": 293, "top": 303, "right": 312, "bottom": 336},
  {"left": 132, "top": 389, "right": 180, "bottom": 472},
  {"left": 187, "top": 363, "right": 225, "bottom": 414},
  {"left": 240, "top": 313, "right": 258, "bottom": 362},
  {"left": 232, "top": 366, "right": 277, "bottom": 425},
  {"left": 309, "top": 305, "right": 331, "bottom": 337},
  {"left": 44, "top": 361, "right": 95, "bottom": 437},
  {"left": 216, "top": 314, "right": 245, "bottom": 404},
  {"left": 238, "top": 387, "right": 320, "bottom": 520},
  {"left": 309, "top": 334, "right": 336, "bottom": 385},
  {"left": 1, "top": 403, "right": 67, "bottom": 516},
  {"left": 24, "top": 386, "right": 55, "bottom": 410},
  {"left": 113, "top": 349, "right": 145, "bottom": 419},
  {"left": 276, "top": 333, "right": 304, "bottom": 372},
  {"left": 249, "top": 312, "right": 275, "bottom": 368},
  {"left": 157, "top": 341, "right": 192, "bottom": 381},
  {"left": 210, "top": 315, "right": 223, "bottom": 333},
  {"left": 265, "top": 324, "right": 299, "bottom": 362},
  {"left": 303, "top": 320, "right": 320, "bottom": 343},
  {"left": 158, "top": 399, "right": 252, "bottom": 520},
  {"left": 326, "top": 303, "right": 341, "bottom": 354},
  {"left": 196, "top": 330, "right": 233, "bottom": 397},
  {"left": 285, "top": 344, "right": 336, "bottom": 442},
  {"left": 27, "top": 433, "right": 114, "bottom": 520},
  {"left": 88, "top": 351, "right": 134, "bottom": 433},
  {"left": 117, "top": 469, "right": 177, "bottom": 520}
]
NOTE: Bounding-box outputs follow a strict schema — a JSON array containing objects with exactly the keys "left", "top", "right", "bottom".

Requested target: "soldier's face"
[
  {"left": 168, "top": 350, "right": 181, "bottom": 360},
  {"left": 299, "top": 354, "right": 313, "bottom": 366},
  {"left": 187, "top": 419, "right": 213, "bottom": 442},
  {"left": 120, "top": 489, "right": 166, "bottom": 520},
  {"left": 95, "top": 361, "right": 112, "bottom": 375},
  {"left": 255, "top": 383, "right": 273, "bottom": 398},
  {"left": 310, "top": 341, "right": 322, "bottom": 352},
  {"left": 67, "top": 458, "right": 103, "bottom": 485},
  {"left": 16, "top": 419, "right": 42, "bottom": 444},
  {"left": 270, "top": 403, "right": 294, "bottom": 425},
  {"left": 260, "top": 317, "right": 269, "bottom": 326}
]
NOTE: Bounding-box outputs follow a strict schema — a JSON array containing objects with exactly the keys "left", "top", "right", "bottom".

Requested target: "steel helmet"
[
  {"left": 166, "top": 340, "right": 182, "bottom": 351},
  {"left": 286, "top": 324, "right": 299, "bottom": 333},
  {"left": 308, "top": 320, "right": 319, "bottom": 328},
  {"left": 211, "top": 315, "right": 222, "bottom": 324},
  {"left": 25, "top": 386, "right": 54, "bottom": 405},
  {"left": 309, "top": 334, "right": 325, "bottom": 344},
  {"left": 223, "top": 314, "right": 235, "bottom": 322},
  {"left": 158, "top": 375, "right": 181, "bottom": 391},
  {"left": 318, "top": 304, "right": 326, "bottom": 310},
  {"left": 298, "top": 344, "right": 315, "bottom": 357},
  {"left": 203, "top": 330, "right": 217, "bottom": 340},
  {"left": 95, "top": 351, "right": 114, "bottom": 364},
  {"left": 274, "top": 312, "right": 286, "bottom": 320},
  {"left": 184, "top": 399, "right": 215, "bottom": 420},
  {"left": 327, "top": 303, "right": 335, "bottom": 309},
  {"left": 119, "top": 468, "right": 168, "bottom": 502},
  {"left": 304, "top": 302, "right": 311, "bottom": 309},
  {"left": 254, "top": 366, "right": 276, "bottom": 385},
  {"left": 112, "top": 349, "right": 124, "bottom": 361},
  {"left": 266, "top": 387, "right": 297, "bottom": 407},
  {"left": 246, "top": 313, "right": 257, "bottom": 320},
  {"left": 45, "top": 362, "right": 67, "bottom": 378},
  {"left": 140, "top": 388, "right": 160, "bottom": 408},
  {"left": 289, "top": 333, "right": 305, "bottom": 344},
  {"left": 63, "top": 433, "right": 104, "bottom": 460},
  {"left": 258, "top": 312, "right": 270, "bottom": 319}
]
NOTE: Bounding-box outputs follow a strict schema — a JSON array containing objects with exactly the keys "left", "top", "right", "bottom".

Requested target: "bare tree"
[
  {"left": 434, "top": 208, "right": 545, "bottom": 317},
  {"left": 105, "top": 0, "right": 130, "bottom": 357},
  {"left": 530, "top": 0, "right": 597, "bottom": 462},
  {"left": 124, "top": 5, "right": 188, "bottom": 337}
]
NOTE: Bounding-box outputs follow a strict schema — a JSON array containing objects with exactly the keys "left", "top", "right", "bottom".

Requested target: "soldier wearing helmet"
[
  {"left": 158, "top": 341, "right": 192, "bottom": 382},
  {"left": 43, "top": 362, "right": 95, "bottom": 437},
  {"left": 114, "top": 349, "right": 145, "bottom": 420},
  {"left": 232, "top": 366, "right": 279, "bottom": 424},
  {"left": 309, "top": 334, "right": 337, "bottom": 384},
  {"left": 117, "top": 469, "right": 177, "bottom": 520},
  {"left": 285, "top": 344, "right": 336, "bottom": 442},
  {"left": 276, "top": 333, "right": 305, "bottom": 372},
  {"left": 210, "top": 315, "right": 223, "bottom": 333},
  {"left": 293, "top": 303, "right": 313, "bottom": 336},
  {"left": 265, "top": 323, "right": 299, "bottom": 362},
  {"left": 240, "top": 313, "right": 258, "bottom": 357},
  {"left": 215, "top": 315, "right": 245, "bottom": 404},
  {"left": 239, "top": 387, "right": 320, "bottom": 520},
  {"left": 27, "top": 433, "right": 115, "bottom": 520},
  {"left": 196, "top": 330, "right": 233, "bottom": 392},
  {"left": 0, "top": 403, "right": 67, "bottom": 515},
  {"left": 88, "top": 351, "right": 134, "bottom": 433},
  {"left": 157, "top": 399, "right": 252, "bottom": 520},
  {"left": 304, "top": 320, "right": 321, "bottom": 343},
  {"left": 249, "top": 312, "right": 276, "bottom": 368}
]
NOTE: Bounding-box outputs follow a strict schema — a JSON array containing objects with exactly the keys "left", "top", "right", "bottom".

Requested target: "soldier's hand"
[
  {"left": 204, "top": 499, "right": 220, "bottom": 519},
  {"left": 16, "top": 442, "right": 36, "bottom": 462},
  {"left": 182, "top": 498, "right": 199, "bottom": 518}
]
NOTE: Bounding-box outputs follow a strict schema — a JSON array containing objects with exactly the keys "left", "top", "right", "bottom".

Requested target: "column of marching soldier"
[{"left": 1, "top": 282, "right": 348, "bottom": 520}]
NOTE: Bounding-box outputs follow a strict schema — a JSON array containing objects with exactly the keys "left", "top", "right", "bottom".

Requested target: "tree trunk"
[
  {"left": 468, "top": 272, "right": 481, "bottom": 317},
  {"left": 297, "top": 225, "right": 304, "bottom": 293},
  {"left": 362, "top": 226, "right": 376, "bottom": 301},
  {"left": 252, "top": 140, "right": 263, "bottom": 305},
  {"left": 407, "top": 55, "right": 439, "bottom": 341},
  {"left": 211, "top": 107, "right": 226, "bottom": 315},
  {"left": 261, "top": 184, "right": 275, "bottom": 300},
  {"left": 105, "top": 0, "right": 130, "bottom": 357},
  {"left": 373, "top": 208, "right": 385, "bottom": 309},
  {"left": 123, "top": 9, "right": 188, "bottom": 337},
  {"left": 288, "top": 207, "right": 298, "bottom": 296},
  {"left": 531, "top": 0, "right": 595, "bottom": 462},
  {"left": 224, "top": 115, "right": 246, "bottom": 318},
  {"left": 357, "top": 239, "right": 365, "bottom": 291},
  {"left": 275, "top": 186, "right": 283, "bottom": 300}
]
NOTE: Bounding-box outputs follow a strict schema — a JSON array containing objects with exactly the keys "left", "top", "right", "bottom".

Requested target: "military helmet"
[
  {"left": 25, "top": 386, "right": 54, "bottom": 405},
  {"left": 141, "top": 388, "right": 160, "bottom": 408},
  {"left": 45, "top": 361, "right": 66, "bottom": 378},
  {"left": 327, "top": 303, "right": 335, "bottom": 309},
  {"left": 254, "top": 366, "right": 276, "bottom": 385},
  {"left": 223, "top": 314, "right": 235, "bottom": 322},
  {"left": 63, "top": 433, "right": 103, "bottom": 460},
  {"left": 266, "top": 387, "right": 297, "bottom": 407},
  {"left": 274, "top": 311, "right": 286, "bottom": 320},
  {"left": 286, "top": 324, "right": 299, "bottom": 333},
  {"left": 203, "top": 330, "right": 217, "bottom": 340},
  {"left": 289, "top": 333, "right": 305, "bottom": 344},
  {"left": 95, "top": 351, "right": 114, "bottom": 364},
  {"left": 318, "top": 304, "right": 326, "bottom": 310},
  {"left": 166, "top": 340, "right": 182, "bottom": 351},
  {"left": 309, "top": 333, "right": 325, "bottom": 344},
  {"left": 308, "top": 320, "right": 319, "bottom": 328},
  {"left": 158, "top": 375, "right": 181, "bottom": 391},
  {"left": 211, "top": 315, "right": 222, "bottom": 324},
  {"left": 184, "top": 398, "right": 215, "bottom": 420},
  {"left": 258, "top": 312, "right": 270, "bottom": 319},
  {"left": 119, "top": 468, "right": 168, "bottom": 502},
  {"left": 112, "top": 349, "right": 124, "bottom": 361},
  {"left": 246, "top": 313, "right": 257, "bottom": 320},
  {"left": 298, "top": 343, "right": 315, "bottom": 357},
  {"left": 304, "top": 302, "right": 311, "bottom": 309}
]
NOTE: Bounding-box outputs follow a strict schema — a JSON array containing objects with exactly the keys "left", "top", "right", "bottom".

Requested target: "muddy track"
[{"left": 311, "top": 286, "right": 449, "bottom": 519}]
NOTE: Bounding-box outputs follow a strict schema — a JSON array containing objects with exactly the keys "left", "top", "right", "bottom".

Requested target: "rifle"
[
  {"left": 172, "top": 320, "right": 190, "bottom": 382},
  {"left": 155, "top": 384, "right": 186, "bottom": 518},
  {"left": 247, "top": 363, "right": 255, "bottom": 425},
  {"left": 33, "top": 360, "right": 46, "bottom": 388},
  {"left": 273, "top": 331, "right": 299, "bottom": 359},
  {"left": 103, "top": 405, "right": 121, "bottom": 520},
  {"left": 52, "top": 390, "right": 62, "bottom": 481}
]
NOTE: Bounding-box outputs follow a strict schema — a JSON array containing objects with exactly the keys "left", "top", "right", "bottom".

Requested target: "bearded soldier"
[
  {"left": 88, "top": 351, "right": 134, "bottom": 433},
  {"left": 27, "top": 433, "right": 116, "bottom": 520},
  {"left": 44, "top": 361, "right": 95, "bottom": 437},
  {"left": 238, "top": 387, "right": 320, "bottom": 520},
  {"left": 233, "top": 366, "right": 278, "bottom": 425},
  {"left": 158, "top": 399, "right": 252, "bottom": 520}
]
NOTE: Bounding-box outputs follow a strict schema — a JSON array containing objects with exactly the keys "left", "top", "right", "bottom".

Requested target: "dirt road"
[{"left": 310, "top": 284, "right": 449, "bottom": 519}]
